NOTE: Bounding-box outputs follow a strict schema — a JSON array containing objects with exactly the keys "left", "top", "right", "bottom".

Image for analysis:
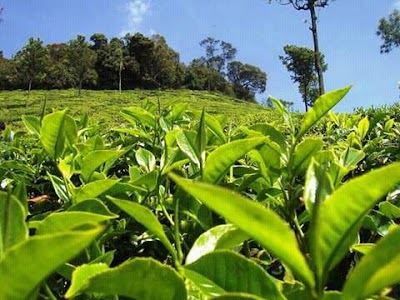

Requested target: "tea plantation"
[{"left": 1, "top": 87, "right": 400, "bottom": 299}]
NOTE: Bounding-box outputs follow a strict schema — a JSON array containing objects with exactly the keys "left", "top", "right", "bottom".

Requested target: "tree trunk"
[
  {"left": 26, "top": 79, "right": 32, "bottom": 108},
  {"left": 309, "top": 2, "right": 325, "bottom": 96},
  {"left": 119, "top": 62, "right": 122, "bottom": 94},
  {"left": 303, "top": 83, "right": 309, "bottom": 112}
]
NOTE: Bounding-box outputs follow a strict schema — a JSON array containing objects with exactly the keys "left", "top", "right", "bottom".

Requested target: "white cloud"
[
  {"left": 120, "top": 0, "right": 150, "bottom": 36},
  {"left": 394, "top": 0, "right": 400, "bottom": 10}
]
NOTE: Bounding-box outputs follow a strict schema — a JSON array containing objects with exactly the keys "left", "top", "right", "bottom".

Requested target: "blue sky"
[{"left": 0, "top": 0, "right": 399, "bottom": 111}]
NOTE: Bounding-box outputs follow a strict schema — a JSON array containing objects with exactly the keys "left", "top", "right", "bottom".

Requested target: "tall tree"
[
  {"left": 14, "top": 38, "right": 49, "bottom": 98},
  {"left": 104, "top": 38, "right": 127, "bottom": 93},
  {"left": 227, "top": 61, "right": 267, "bottom": 101},
  {"left": 279, "top": 45, "right": 327, "bottom": 111},
  {"left": 45, "top": 43, "right": 73, "bottom": 89},
  {"left": 377, "top": 9, "right": 400, "bottom": 53},
  {"left": 67, "top": 35, "right": 97, "bottom": 97},
  {"left": 124, "top": 33, "right": 154, "bottom": 88},
  {"left": 269, "top": 0, "right": 333, "bottom": 96},
  {"left": 200, "top": 37, "right": 237, "bottom": 91},
  {"left": 150, "top": 34, "right": 180, "bottom": 88}
]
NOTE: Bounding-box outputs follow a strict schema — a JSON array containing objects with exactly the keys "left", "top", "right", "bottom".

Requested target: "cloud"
[
  {"left": 394, "top": 0, "right": 400, "bottom": 10},
  {"left": 120, "top": 0, "right": 150, "bottom": 36}
]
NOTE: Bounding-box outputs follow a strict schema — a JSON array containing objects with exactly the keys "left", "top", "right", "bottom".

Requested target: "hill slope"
[{"left": 0, "top": 89, "right": 275, "bottom": 127}]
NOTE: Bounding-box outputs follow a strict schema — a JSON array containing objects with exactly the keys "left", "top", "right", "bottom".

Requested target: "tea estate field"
[{"left": 1, "top": 86, "right": 400, "bottom": 299}]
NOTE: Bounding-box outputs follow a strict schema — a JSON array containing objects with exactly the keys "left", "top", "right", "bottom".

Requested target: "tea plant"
[{"left": 0, "top": 86, "right": 400, "bottom": 299}]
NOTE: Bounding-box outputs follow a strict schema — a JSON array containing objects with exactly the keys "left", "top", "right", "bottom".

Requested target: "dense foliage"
[
  {"left": 0, "top": 34, "right": 266, "bottom": 102},
  {"left": 1, "top": 87, "right": 400, "bottom": 299}
]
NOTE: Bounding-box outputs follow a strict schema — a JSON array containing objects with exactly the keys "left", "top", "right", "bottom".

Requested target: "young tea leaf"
[
  {"left": 342, "top": 226, "right": 400, "bottom": 300},
  {"left": 169, "top": 174, "right": 314, "bottom": 289},
  {"left": 203, "top": 138, "right": 266, "bottom": 184},
  {"left": 186, "top": 224, "right": 249, "bottom": 264},
  {"left": 0, "top": 192, "right": 28, "bottom": 258},
  {"left": 185, "top": 250, "right": 284, "bottom": 300},
  {"left": 309, "top": 162, "right": 400, "bottom": 292},
  {"left": 0, "top": 226, "right": 103, "bottom": 300},
  {"left": 66, "top": 257, "right": 186, "bottom": 300},
  {"left": 297, "top": 86, "right": 352, "bottom": 140}
]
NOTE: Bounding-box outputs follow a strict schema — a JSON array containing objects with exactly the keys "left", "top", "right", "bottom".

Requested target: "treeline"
[{"left": 0, "top": 34, "right": 267, "bottom": 101}]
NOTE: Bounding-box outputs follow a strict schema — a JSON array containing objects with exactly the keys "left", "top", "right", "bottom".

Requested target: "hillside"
[{"left": 0, "top": 89, "right": 276, "bottom": 128}]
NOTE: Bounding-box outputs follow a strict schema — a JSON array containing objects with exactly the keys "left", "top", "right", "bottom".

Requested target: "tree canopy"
[
  {"left": 377, "top": 9, "right": 400, "bottom": 53},
  {"left": 269, "top": 0, "right": 334, "bottom": 96},
  {"left": 279, "top": 45, "right": 327, "bottom": 111},
  {"left": 0, "top": 33, "right": 266, "bottom": 101},
  {"left": 227, "top": 61, "right": 267, "bottom": 101}
]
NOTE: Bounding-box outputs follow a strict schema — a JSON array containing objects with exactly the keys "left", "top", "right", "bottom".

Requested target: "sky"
[{"left": 0, "top": 0, "right": 399, "bottom": 112}]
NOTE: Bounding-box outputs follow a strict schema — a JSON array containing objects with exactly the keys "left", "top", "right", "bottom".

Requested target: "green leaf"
[
  {"left": 351, "top": 243, "right": 375, "bottom": 255},
  {"left": 36, "top": 211, "right": 117, "bottom": 235},
  {"left": 66, "top": 263, "right": 110, "bottom": 298},
  {"left": 185, "top": 250, "right": 284, "bottom": 300},
  {"left": 0, "top": 192, "right": 28, "bottom": 258},
  {"left": 210, "top": 293, "right": 267, "bottom": 300},
  {"left": 292, "top": 138, "right": 323, "bottom": 175},
  {"left": 197, "top": 108, "right": 207, "bottom": 172},
  {"left": 176, "top": 130, "right": 201, "bottom": 167},
  {"left": 0, "top": 226, "right": 102, "bottom": 300},
  {"left": 342, "top": 226, "right": 400, "bottom": 300},
  {"left": 47, "top": 172, "right": 71, "bottom": 202},
  {"left": 186, "top": 224, "right": 249, "bottom": 264},
  {"left": 297, "top": 86, "right": 352, "bottom": 140},
  {"left": 304, "top": 160, "right": 333, "bottom": 215},
  {"left": 379, "top": 201, "right": 400, "bottom": 219},
  {"left": 169, "top": 174, "right": 314, "bottom": 289},
  {"left": 135, "top": 148, "right": 156, "bottom": 173},
  {"left": 66, "top": 257, "right": 186, "bottom": 300},
  {"left": 121, "top": 107, "right": 156, "bottom": 128},
  {"left": 108, "top": 197, "right": 177, "bottom": 261},
  {"left": 68, "top": 199, "right": 118, "bottom": 217},
  {"left": 203, "top": 138, "right": 266, "bottom": 184},
  {"left": 81, "top": 150, "right": 123, "bottom": 182},
  {"left": 22, "top": 115, "right": 40, "bottom": 136},
  {"left": 309, "top": 163, "right": 400, "bottom": 292},
  {"left": 74, "top": 179, "right": 120, "bottom": 203},
  {"left": 357, "top": 117, "right": 369, "bottom": 140},
  {"left": 40, "top": 110, "right": 68, "bottom": 159}
]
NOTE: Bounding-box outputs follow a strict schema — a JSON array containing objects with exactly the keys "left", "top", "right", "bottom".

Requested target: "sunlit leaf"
[
  {"left": 0, "top": 226, "right": 102, "bottom": 300},
  {"left": 169, "top": 174, "right": 314, "bottom": 289},
  {"left": 297, "top": 86, "right": 352, "bottom": 140},
  {"left": 66, "top": 257, "right": 186, "bottom": 300},
  {"left": 343, "top": 226, "right": 400, "bottom": 300}
]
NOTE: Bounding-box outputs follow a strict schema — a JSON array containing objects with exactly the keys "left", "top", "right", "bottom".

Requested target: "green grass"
[{"left": 0, "top": 89, "right": 277, "bottom": 128}]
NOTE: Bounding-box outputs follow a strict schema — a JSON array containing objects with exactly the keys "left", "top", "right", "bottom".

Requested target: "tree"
[
  {"left": 279, "top": 45, "right": 327, "bottom": 111},
  {"left": 227, "top": 61, "right": 267, "bottom": 101},
  {"left": 104, "top": 38, "right": 127, "bottom": 93},
  {"left": 150, "top": 34, "right": 180, "bottom": 88},
  {"left": 67, "top": 35, "right": 97, "bottom": 97},
  {"left": 377, "top": 9, "right": 400, "bottom": 53},
  {"left": 269, "top": 0, "right": 333, "bottom": 96},
  {"left": 200, "top": 37, "right": 237, "bottom": 91},
  {"left": 45, "top": 43, "right": 73, "bottom": 89},
  {"left": 14, "top": 38, "right": 49, "bottom": 98},
  {"left": 124, "top": 33, "right": 155, "bottom": 88}
]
